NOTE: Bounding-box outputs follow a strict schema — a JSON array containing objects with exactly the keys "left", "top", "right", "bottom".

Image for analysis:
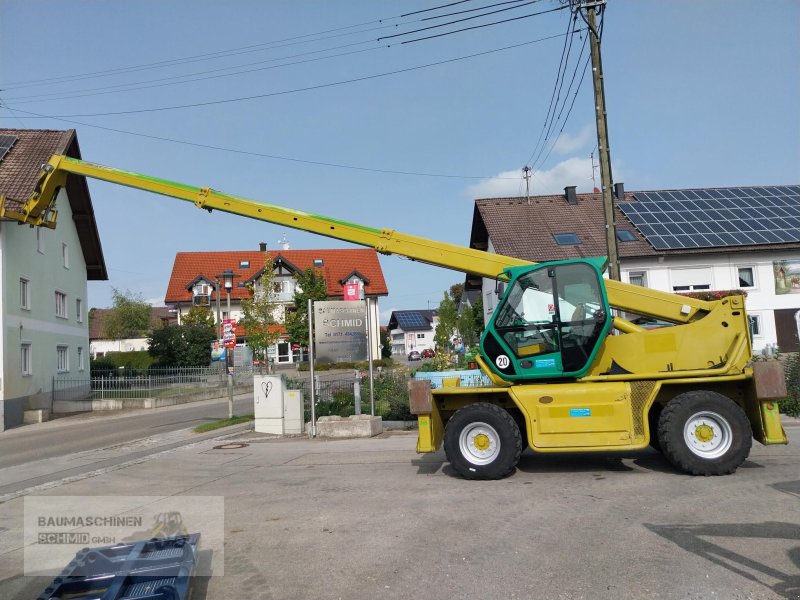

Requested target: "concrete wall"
[{"left": 1, "top": 187, "right": 89, "bottom": 430}]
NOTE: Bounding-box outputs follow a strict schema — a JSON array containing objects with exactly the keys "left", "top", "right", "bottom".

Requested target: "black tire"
[
  {"left": 443, "top": 403, "right": 522, "bottom": 480},
  {"left": 648, "top": 403, "right": 663, "bottom": 452},
  {"left": 657, "top": 390, "right": 752, "bottom": 476}
]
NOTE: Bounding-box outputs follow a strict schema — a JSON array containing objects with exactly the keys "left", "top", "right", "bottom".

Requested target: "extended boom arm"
[{"left": 1, "top": 154, "right": 714, "bottom": 323}]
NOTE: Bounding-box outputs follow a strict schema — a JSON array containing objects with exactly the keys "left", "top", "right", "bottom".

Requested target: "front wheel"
[
  {"left": 444, "top": 403, "right": 522, "bottom": 480},
  {"left": 657, "top": 391, "right": 752, "bottom": 476}
]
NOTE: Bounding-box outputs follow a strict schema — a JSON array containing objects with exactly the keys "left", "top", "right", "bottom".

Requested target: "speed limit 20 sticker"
[{"left": 495, "top": 355, "right": 510, "bottom": 369}]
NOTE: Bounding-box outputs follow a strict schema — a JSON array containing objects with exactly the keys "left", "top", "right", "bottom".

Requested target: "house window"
[
  {"left": 737, "top": 267, "right": 755, "bottom": 288},
  {"left": 313, "top": 259, "right": 324, "bottom": 267},
  {"left": 78, "top": 347, "right": 84, "bottom": 371},
  {"left": 628, "top": 271, "right": 647, "bottom": 287},
  {"left": 417, "top": 333, "right": 425, "bottom": 339},
  {"left": 55, "top": 291, "right": 68, "bottom": 318},
  {"left": 239, "top": 260, "right": 250, "bottom": 268},
  {"left": 20, "top": 277, "right": 31, "bottom": 309},
  {"left": 193, "top": 283, "right": 212, "bottom": 306},
  {"left": 37, "top": 227, "right": 44, "bottom": 253},
  {"left": 748, "top": 315, "right": 761, "bottom": 337},
  {"left": 76, "top": 298, "right": 83, "bottom": 322},
  {"left": 617, "top": 229, "right": 637, "bottom": 242},
  {"left": 554, "top": 232, "right": 581, "bottom": 245},
  {"left": 21, "top": 343, "right": 32, "bottom": 376},
  {"left": 671, "top": 268, "right": 712, "bottom": 292},
  {"left": 57, "top": 345, "right": 69, "bottom": 373},
  {"left": 62, "top": 243, "right": 69, "bottom": 268}
]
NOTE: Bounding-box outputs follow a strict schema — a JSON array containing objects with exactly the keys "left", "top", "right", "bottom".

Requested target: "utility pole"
[{"left": 583, "top": 0, "right": 620, "bottom": 280}]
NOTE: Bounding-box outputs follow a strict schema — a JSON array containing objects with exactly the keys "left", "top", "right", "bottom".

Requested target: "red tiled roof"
[
  {"left": 89, "top": 306, "right": 178, "bottom": 339},
  {"left": 0, "top": 128, "right": 107, "bottom": 279},
  {"left": 164, "top": 248, "right": 388, "bottom": 304}
]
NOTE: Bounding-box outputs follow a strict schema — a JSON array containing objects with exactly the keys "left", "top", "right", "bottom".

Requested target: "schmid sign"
[{"left": 313, "top": 300, "right": 367, "bottom": 364}]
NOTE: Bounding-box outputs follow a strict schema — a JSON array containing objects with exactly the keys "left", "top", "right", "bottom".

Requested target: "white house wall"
[
  {"left": 1, "top": 187, "right": 89, "bottom": 430},
  {"left": 621, "top": 251, "right": 800, "bottom": 353}
]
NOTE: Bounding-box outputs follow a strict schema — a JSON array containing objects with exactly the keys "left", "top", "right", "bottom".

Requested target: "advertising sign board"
[
  {"left": 222, "top": 319, "right": 237, "bottom": 349},
  {"left": 313, "top": 300, "right": 367, "bottom": 364}
]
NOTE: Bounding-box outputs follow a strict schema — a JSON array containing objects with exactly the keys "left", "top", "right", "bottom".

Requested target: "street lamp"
[{"left": 216, "top": 269, "right": 240, "bottom": 418}]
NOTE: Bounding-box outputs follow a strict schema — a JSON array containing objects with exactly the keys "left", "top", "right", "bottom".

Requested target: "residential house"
[
  {"left": 468, "top": 184, "right": 800, "bottom": 353},
  {"left": 89, "top": 306, "right": 178, "bottom": 358},
  {"left": 164, "top": 244, "right": 388, "bottom": 364},
  {"left": 0, "top": 129, "right": 107, "bottom": 429},
  {"left": 387, "top": 310, "right": 438, "bottom": 357}
]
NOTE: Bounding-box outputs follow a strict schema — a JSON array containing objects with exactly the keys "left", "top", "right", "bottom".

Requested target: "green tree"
[
  {"left": 103, "top": 288, "right": 151, "bottom": 340},
  {"left": 449, "top": 282, "right": 464, "bottom": 305},
  {"left": 148, "top": 323, "right": 215, "bottom": 367},
  {"left": 240, "top": 257, "right": 282, "bottom": 370},
  {"left": 182, "top": 305, "right": 216, "bottom": 329},
  {"left": 457, "top": 296, "right": 485, "bottom": 349},
  {"left": 285, "top": 267, "right": 328, "bottom": 346},
  {"left": 434, "top": 291, "right": 457, "bottom": 352},
  {"left": 379, "top": 327, "right": 392, "bottom": 359}
]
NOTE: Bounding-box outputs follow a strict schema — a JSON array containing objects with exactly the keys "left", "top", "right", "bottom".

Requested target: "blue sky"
[{"left": 2, "top": 0, "right": 798, "bottom": 323}]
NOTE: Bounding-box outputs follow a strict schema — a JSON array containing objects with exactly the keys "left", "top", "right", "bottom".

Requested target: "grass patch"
[{"left": 193, "top": 414, "right": 254, "bottom": 433}]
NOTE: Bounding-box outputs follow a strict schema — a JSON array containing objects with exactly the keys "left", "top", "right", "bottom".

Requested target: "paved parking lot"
[{"left": 0, "top": 424, "right": 798, "bottom": 599}]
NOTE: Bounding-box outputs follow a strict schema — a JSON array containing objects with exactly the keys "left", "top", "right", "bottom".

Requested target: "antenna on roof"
[{"left": 522, "top": 166, "right": 532, "bottom": 204}]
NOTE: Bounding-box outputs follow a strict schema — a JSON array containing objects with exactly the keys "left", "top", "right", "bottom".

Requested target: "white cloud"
[
  {"left": 467, "top": 157, "right": 595, "bottom": 198},
  {"left": 552, "top": 124, "right": 594, "bottom": 155}
]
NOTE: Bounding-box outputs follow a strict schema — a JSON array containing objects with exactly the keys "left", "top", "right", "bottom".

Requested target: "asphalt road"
[
  {"left": 0, "top": 393, "right": 255, "bottom": 469},
  {"left": 0, "top": 424, "right": 797, "bottom": 600}
]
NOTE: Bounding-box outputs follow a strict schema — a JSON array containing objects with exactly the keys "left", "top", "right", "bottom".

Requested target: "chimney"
[
  {"left": 614, "top": 182, "right": 625, "bottom": 200},
  {"left": 564, "top": 186, "right": 577, "bottom": 205},
  {"left": 259, "top": 241, "right": 267, "bottom": 251}
]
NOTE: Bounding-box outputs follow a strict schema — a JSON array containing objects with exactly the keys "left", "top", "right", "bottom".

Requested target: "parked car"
[
  {"left": 407, "top": 350, "right": 421, "bottom": 361},
  {"left": 421, "top": 348, "right": 435, "bottom": 358}
]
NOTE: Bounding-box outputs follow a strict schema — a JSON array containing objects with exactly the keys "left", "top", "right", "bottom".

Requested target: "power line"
[
  {"left": 525, "top": 12, "right": 579, "bottom": 167},
  {"left": 401, "top": 0, "right": 478, "bottom": 18},
  {"left": 379, "top": 0, "right": 546, "bottom": 42},
  {"left": 5, "top": 42, "right": 385, "bottom": 105},
  {"left": 4, "top": 107, "right": 519, "bottom": 181},
  {"left": 3, "top": 1, "right": 564, "bottom": 106},
  {"left": 1, "top": 0, "right": 528, "bottom": 91},
  {"left": 401, "top": 5, "right": 569, "bottom": 45},
  {"left": 420, "top": 0, "right": 529, "bottom": 22},
  {"left": 531, "top": 56, "right": 591, "bottom": 174},
  {"left": 0, "top": 20, "right": 403, "bottom": 90},
  {"left": 1, "top": 32, "right": 569, "bottom": 119}
]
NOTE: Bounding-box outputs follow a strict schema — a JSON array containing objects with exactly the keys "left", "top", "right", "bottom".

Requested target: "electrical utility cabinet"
[{"left": 253, "top": 375, "right": 304, "bottom": 435}]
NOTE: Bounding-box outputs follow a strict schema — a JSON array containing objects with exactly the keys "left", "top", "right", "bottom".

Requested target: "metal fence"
[{"left": 53, "top": 366, "right": 257, "bottom": 403}]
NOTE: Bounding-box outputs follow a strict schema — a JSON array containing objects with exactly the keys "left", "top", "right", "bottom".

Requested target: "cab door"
[{"left": 481, "top": 259, "right": 611, "bottom": 381}]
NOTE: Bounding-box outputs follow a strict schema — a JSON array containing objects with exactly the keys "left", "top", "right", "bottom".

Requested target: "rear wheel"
[
  {"left": 444, "top": 403, "right": 522, "bottom": 480},
  {"left": 657, "top": 391, "right": 752, "bottom": 476}
]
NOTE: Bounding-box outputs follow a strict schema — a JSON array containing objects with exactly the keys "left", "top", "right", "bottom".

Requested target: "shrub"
[
  {"left": 783, "top": 353, "right": 800, "bottom": 417},
  {"left": 90, "top": 351, "right": 155, "bottom": 376}
]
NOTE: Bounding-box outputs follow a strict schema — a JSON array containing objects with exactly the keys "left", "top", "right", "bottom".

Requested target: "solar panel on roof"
[
  {"left": 619, "top": 186, "right": 800, "bottom": 250},
  {"left": 0, "top": 134, "right": 18, "bottom": 162},
  {"left": 396, "top": 312, "right": 428, "bottom": 329}
]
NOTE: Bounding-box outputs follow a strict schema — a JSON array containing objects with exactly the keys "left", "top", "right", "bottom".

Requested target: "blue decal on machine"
[
  {"left": 570, "top": 408, "right": 591, "bottom": 417},
  {"left": 535, "top": 358, "right": 556, "bottom": 368}
]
